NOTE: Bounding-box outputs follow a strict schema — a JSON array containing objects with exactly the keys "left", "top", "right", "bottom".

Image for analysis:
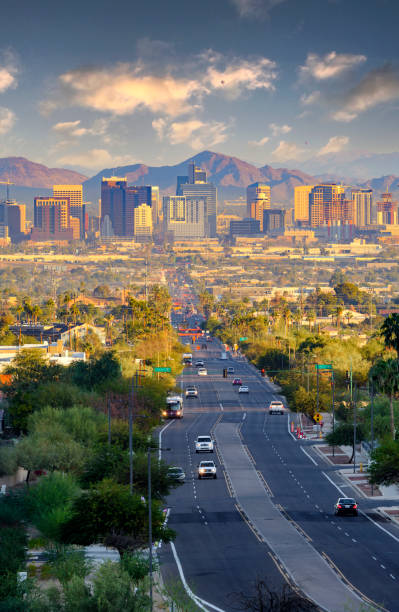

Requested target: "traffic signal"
[
  {"left": 223, "top": 369, "right": 227, "bottom": 378},
  {"left": 261, "top": 368, "right": 265, "bottom": 377}
]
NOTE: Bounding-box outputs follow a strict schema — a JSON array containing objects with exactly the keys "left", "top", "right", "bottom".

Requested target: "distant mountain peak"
[{"left": 0, "top": 156, "right": 87, "bottom": 188}]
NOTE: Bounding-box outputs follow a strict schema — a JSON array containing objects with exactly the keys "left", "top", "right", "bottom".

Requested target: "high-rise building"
[
  {"left": 294, "top": 185, "right": 314, "bottom": 224},
  {"left": 377, "top": 193, "right": 398, "bottom": 225},
  {"left": 180, "top": 183, "right": 217, "bottom": 237},
  {"left": 309, "top": 184, "right": 346, "bottom": 227},
  {"left": 134, "top": 203, "right": 153, "bottom": 240},
  {"left": 32, "top": 197, "right": 74, "bottom": 241},
  {"left": 351, "top": 189, "right": 373, "bottom": 226},
  {"left": 151, "top": 186, "right": 160, "bottom": 225},
  {"left": 163, "top": 195, "right": 206, "bottom": 240},
  {"left": 263, "top": 209, "right": 285, "bottom": 233},
  {"left": 101, "top": 177, "right": 127, "bottom": 237},
  {"left": 246, "top": 183, "right": 271, "bottom": 231},
  {"left": 188, "top": 161, "right": 207, "bottom": 184},
  {"left": 7, "top": 204, "right": 26, "bottom": 241},
  {"left": 230, "top": 218, "right": 261, "bottom": 237},
  {"left": 53, "top": 185, "right": 85, "bottom": 239}
]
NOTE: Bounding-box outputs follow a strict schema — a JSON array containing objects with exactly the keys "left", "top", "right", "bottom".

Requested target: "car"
[
  {"left": 195, "top": 360, "right": 204, "bottom": 367},
  {"left": 198, "top": 368, "right": 207, "bottom": 376},
  {"left": 185, "top": 386, "right": 198, "bottom": 398},
  {"left": 195, "top": 435, "right": 214, "bottom": 453},
  {"left": 168, "top": 467, "right": 185, "bottom": 482},
  {"left": 334, "top": 498, "right": 358, "bottom": 516},
  {"left": 269, "top": 400, "right": 285, "bottom": 415},
  {"left": 232, "top": 378, "right": 242, "bottom": 386},
  {"left": 227, "top": 366, "right": 235, "bottom": 374},
  {"left": 198, "top": 460, "right": 217, "bottom": 479},
  {"left": 238, "top": 385, "right": 249, "bottom": 393}
]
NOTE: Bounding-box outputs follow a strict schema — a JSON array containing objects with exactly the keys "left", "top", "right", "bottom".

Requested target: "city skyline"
[{"left": 0, "top": 0, "right": 398, "bottom": 175}]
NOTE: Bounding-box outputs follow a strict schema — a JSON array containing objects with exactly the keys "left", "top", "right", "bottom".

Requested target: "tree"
[
  {"left": 325, "top": 422, "right": 366, "bottom": 463},
  {"left": 370, "top": 358, "right": 399, "bottom": 439},
  {"left": 369, "top": 439, "right": 399, "bottom": 486},
  {"left": 60, "top": 479, "right": 175, "bottom": 555},
  {"left": 380, "top": 313, "right": 399, "bottom": 357}
]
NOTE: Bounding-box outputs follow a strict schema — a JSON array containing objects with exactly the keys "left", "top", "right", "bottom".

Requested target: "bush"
[
  {"left": 46, "top": 545, "right": 91, "bottom": 585},
  {"left": 0, "top": 445, "right": 18, "bottom": 476},
  {"left": 25, "top": 472, "right": 80, "bottom": 541}
]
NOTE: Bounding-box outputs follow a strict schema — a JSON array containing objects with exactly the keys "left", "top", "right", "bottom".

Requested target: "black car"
[{"left": 334, "top": 497, "right": 358, "bottom": 516}]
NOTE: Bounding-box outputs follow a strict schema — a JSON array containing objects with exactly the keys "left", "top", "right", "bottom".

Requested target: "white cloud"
[
  {"left": 248, "top": 136, "right": 270, "bottom": 146},
  {"left": 205, "top": 55, "right": 277, "bottom": 97},
  {"left": 300, "top": 90, "right": 320, "bottom": 106},
  {"left": 271, "top": 140, "right": 304, "bottom": 161},
  {"left": 299, "top": 51, "right": 366, "bottom": 80},
  {"left": 269, "top": 122, "right": 291, "bottom": 136},
  {"left": 57, "top": 148, "right": 132, "bottom": 170},
  {"left": 52, "top": 118, "right": 110, "bottom": 138},
  {"left": 153, "top": 117, "right": 229, "bottom": 149},
  {"left": 0, "top": 107, "right": 15, "bottom": 134},
  {"left": 0, "top": 50, "right": 18, "bottom": 93},
  {"left": 317, "top": 136, "right": 349, "bottom": 156},
  {"left": 332, "top": 64, "right": 399, "bottom": 122},
  {"left": 230, "top": 0, "right": 287, "bottom": 19},
  {"left": 45, "top": 51, "right": 277, "bottom": 118}
]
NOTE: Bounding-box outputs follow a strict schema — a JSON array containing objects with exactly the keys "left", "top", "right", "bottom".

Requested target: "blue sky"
[{"left": 0, "top": 0, "right": 398, "bottom": 174}]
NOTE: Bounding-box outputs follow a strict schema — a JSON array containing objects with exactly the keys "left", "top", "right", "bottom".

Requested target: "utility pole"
[
  {"left": 370, "top": 381, "right": 374, "bottom": 496},
  {"left": 316, "top": 363, "right": 319, "bottom": 415},
  {"left": 353, "top": 384, "right": 357, "bottom": 474},
  {"left": 129, "top": 375, "right": 134, "bottom": 495},
  {"left": 107, "top": 394, "right": 111, "bottom": 445},
  {"left": 332, "top": 368, "right": 335, "bottom": 457},
  {"left": 148, "top": 447, "right": 153, "bottom": 612}
]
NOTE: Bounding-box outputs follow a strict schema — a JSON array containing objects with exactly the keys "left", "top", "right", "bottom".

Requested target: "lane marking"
[
  {"left": 170, "top": 541, "right": 226, "bottom": 612},
  {"left": 301, "top": 447, "right": 318, "bottom": 466},
  {"left": 322, "top": 471, "right": 346, "bottom": 497},
  {"left": 359, "top": 510, "right": 399, "bottom": 545},
  {"left": 242, "top": 412, "right": 246, "bottom": 420},
  {"left": 390, "top": 574, "right": 396, "bottom": 580},
  {"left": 381, "top": 565, "right": 386, "bottom": 570},
  {"left": 158, "top": 419, "right": 174, "bottom": 460},
  {"left": 219, "top": 403, "right": 224, "bottom": 412}
]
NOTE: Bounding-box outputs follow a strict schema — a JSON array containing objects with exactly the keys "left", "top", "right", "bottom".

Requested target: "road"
[{"left": 159, "top": 340, "right": 399, "bottom": 611}]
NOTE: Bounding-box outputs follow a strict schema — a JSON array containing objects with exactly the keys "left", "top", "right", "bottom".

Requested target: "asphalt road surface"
[{"left": 159, "top": 340, "right": 399, "bottom": 611}]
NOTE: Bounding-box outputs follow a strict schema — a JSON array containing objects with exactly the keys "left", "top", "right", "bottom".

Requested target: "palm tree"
[
  {"left": 380, "top": 313, "right": 399, "bottom": 357},
  {"left": 370, "top": 358, "right": 399, "bottom": 439},
  {"left": 32, "top": 305, "right": 42, "bottom": 325},
  {"left": 104, "top": 314, "right": 114, "bottom": 346},
  {"left": 336, "top": 304, "right": 344, "bottom": 330},
  {"left": 306, "top": 310, "right": 316, "bottom": 331}
]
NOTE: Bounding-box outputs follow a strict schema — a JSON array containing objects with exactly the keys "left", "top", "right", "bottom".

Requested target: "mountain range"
[{"left": 0, "top": 152, "right": 398, "bottom": 217}]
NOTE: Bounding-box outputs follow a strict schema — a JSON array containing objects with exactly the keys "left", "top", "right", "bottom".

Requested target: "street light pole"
[
  {"left": 370, "top": 381, "right": 374, "bottom": 497},
  {"left": 332, "top": 369, "right": 335, "bottom": 457},
  {"left": 353, "top": 384, "right": 357, "bottom": 474},
  {"left": 147, "top": 447, "right": 153, "bottom": 612},
  {"left": 129, "top": 375, "right": 134, "bottom": 495}
]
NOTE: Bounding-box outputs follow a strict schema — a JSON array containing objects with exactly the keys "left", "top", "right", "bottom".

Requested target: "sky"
[{"left": 0, "top": 0, "right": 399, "bottom": 175}]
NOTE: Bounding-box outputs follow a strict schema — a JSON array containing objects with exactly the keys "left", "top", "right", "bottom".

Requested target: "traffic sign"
[
  {"left": 239, "top": 337, "right": 248, "bottom": 341},
  {"left": 315, "top": 364, "right": 332, "bottom": 370},
  {"left": 314, "top": 412, "right": 323, "bottom": 423},
  {"left": 153, "top": 367, "right": 171, "bottom": 373}
]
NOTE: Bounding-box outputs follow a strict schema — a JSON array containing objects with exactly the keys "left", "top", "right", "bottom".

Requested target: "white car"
[
  {"left": 198, "top": 460, "right": 217, "bottom": 479},
  {"left": 195, "top": 360, "right": 204, "bottom": 367},
  {"left": 269, "top": 400, "right": 285, "bottom": 415},
  {"left": 195, "top": 435, "right": 214, "bottom": 453},
  {"left": 185, "top": 386, "right": 198, "bottom": 398},
  {"left": 238, "top": 385, "right": 249, "bottom": 393},
  {"left": 198, "top": 368, "right": 207, "bottom": 376}
]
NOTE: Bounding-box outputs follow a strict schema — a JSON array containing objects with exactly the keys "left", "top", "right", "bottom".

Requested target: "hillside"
[{"left": 0, "top": 157, "right": 87, "bottom": 189}]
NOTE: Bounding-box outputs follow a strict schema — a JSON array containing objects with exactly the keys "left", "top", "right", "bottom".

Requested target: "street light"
[{"left": 147, "top": 445, "right": 170, "bottom": 612}]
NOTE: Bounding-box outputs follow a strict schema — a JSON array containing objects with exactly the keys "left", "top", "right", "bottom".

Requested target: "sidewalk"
[{"left": 314, "top": 442, "right": 399, "bottom": 501}]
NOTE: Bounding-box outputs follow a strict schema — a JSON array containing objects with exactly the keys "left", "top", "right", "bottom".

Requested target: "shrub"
[{"left": 0, "top": 445, "right": 18, "bottom": 476}]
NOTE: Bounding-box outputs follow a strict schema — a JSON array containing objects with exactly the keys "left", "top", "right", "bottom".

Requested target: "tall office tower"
[
  {"left": 263, "top": 209, "right": 285, "bottom": 233},
  {"left": 134, "top": 203, "right": 153, "bottom": 240},
  {"left": 7, "top": 204, "right": 26, "bottom": 241},
  {"left": 180, "top": 182, "right": 217, "bottom": 237},
  {"left": 308, "top": 184, "right": 345, "bottom": 227},
  {"left": 377, "top": 192, "right": 398, "bottom": 224},
  {"left": 125, "top": 185, "right": 153, "bottom": 237},
  {"left": 101, "top": 177, "right": 127, "bottom": 237},
  {"left": 151, "top": 186, "right": 160, "bottom": 225},
  {"left": 246, "top": 183, "right": 271, "bottom": 232},
  {"left": 176, "top": 175, "right": 189, "bottom": 195},
  {"left": 53, "top": 185, "right": 85, "bottom": 239},
  {"left": 32, "top": 197, "right": 73, "bottom": 241},
  {"left": 163, "top": 195, "right": 205, "bottom": 240},
  {"left": 294, "top": 185, "right": 314, "bottom": 224},
  {"left": 351, "top": 189, "right": 373, "bottom": 226},
  {"left": 188, "top": 161, "right": 207, "bottom": 184}
]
